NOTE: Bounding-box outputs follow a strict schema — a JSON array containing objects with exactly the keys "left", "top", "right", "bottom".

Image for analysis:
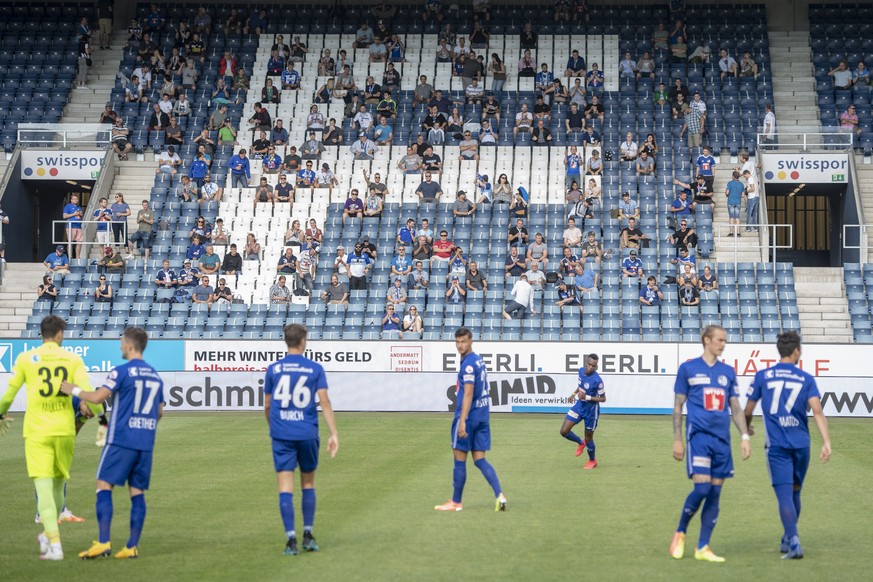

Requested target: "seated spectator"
[
  {"left": 165, "top": 117, "right": 183, "bottom": 146},
  {"left": 680, "top": 279, "right": 700, "bottom": 306},
  {"left": 376, "top": 91, "right": 397, "bottom": 119},
  {"left": 531, "top": 119, "right": 552, "bottom": 145},
  {"left": 253, "top": 177, "right": 274, "bottom": 209},
  {"left": 192, "top": 276, "right": 214, "bottom": 306},
  {"left": 398, "top": 146, "right": 423, "bottom": 174},
  {"left": 568, "top": 78, "right": 587, "bottom": 108},
  {"left": 270, "top": 275, "right": 291, "bottom": 304},
  {"left": 155, "top": 145, "right": 182, "bottom": 177},
  {"left": 415, "top": 172, "right": 443, "bottom": 203},
  {"left": 431, "top": 230, "right": 454, "bottom": 267},
  {"left": 533, "top": 95, "right": 552, "bottom": 122},
  {"left": 556, "top": 281, "right": 582, "bottom": 313},
  {"left": 854, "top": 61, "right": 870, "bottom": 86},
  {"left": 343, "top": 189, "right": 365, "bottom": 223},
  {"left": 221, "top": 244, "right": 243, "bottom": 282},
  {"left": 464, "top": 262, "right": 487, "bottom": 293},
  {"left": 574, "top": 264, "right": 599, "bottom": 294},
  {"left": 639, "top": 276, "right": 664, "bottom": 306},
  {"left": 668, "top": 218, "right": 698, "bottom": 252},
  {"left": 620, "top": 218, "right": 646, "bottom": 249},
  {"left": 620, "top": 132, "right": 638, "bottom": 161},
  {"left": 526, "top": 232, "right": 549, "bottom": 267},
  {"left": 513, "top": 103, "right": 533, "bottom": 143},
  {"left": 244, "top": 233, "right": 261, "bottom": 261},
  {"left": 262, "top": 78, "right": 280, "bottom": 104},
  {"left": 445, "top": 275, "right": 467, "bottom": 304},
  {"left": 525, "top": 261, "right": 546, "bottom": 290},
  {"left": 565, "top": 49, "right": 586, "bottom": 77},
  {"left": 210, "top": 218, "right": 229, "bottom": 247},
  {"left": 510, "top": 189, "right": 529, "bottom": 217},
  {"left": 584, "top": 96, "right": 605, "bottom": 126},
  {"left": 278, "top": 245, "right": 298, "bottom": 277},
  {"left": 465, "top": 77, "right": 484, "bottom": 104},
  {"left": 369, "top": 37, "right": 388, "bottom": 63},
  {"left": 351, "top": 133, "right": 377, "bottom": 160},
  {"left": 154, "top": 259, "right": 177, "bottom": 287},
  {"left": 840, "top": 105, "right": 862, "bottom": 138},
  {"left": 355, "top": 22, "right": 374, "bottom": 48},
  {"left": 213, "top": 278, "right": 233, "bottom": 308},
  {"left": 670, "top": 189, "right": 696, "bottom": 219},
  {"left": 473, "top": 173, "right": 493, "bottom": 204},
  {"left": 99, "top": 103, "right": 119, "bottom": 124},
  {"left": 300, "top": 130, "right": 326, "bottom": 159},
  {"left": 296, "top": 160, "right": 316, "bottom": 189},
  {"left": 698, "top": 265, "right": 718, "bottom": 295},
  {"left": 322, "top": 118, "right": 343, "bottom": 146},
  {"left": 360, "top": 235, "right": 378, "bottom": 261},
  {"left": 373, "top": 116, "right": 394, "bottom": 145},
  {"left": 640, "top": 134, "right": 658, "bottom": 159},
  {"left": 386, "top": 278, "right": 407, "bottom": 309},
  {"left": 453, "top": 190, "right": 475, "bottom": 217},
  {"left": 37, "top": 275, "right": 58, "bottom": 302},
  {"left": 403, "top": 305, "right": 424, "bottom": 333},
  {"left": 297, "top": 247, "right": 316, "bottom": 295},
  {"left": 110, "top": 117, "right": 133, "bottom": 160},
  {"left": 504, "top": 246, "right": 526, "bottom": 279},
  {"left": 718, "top": 48, "right": 738, "bottom": 79},
  {"left": 508, "top": 218, "right": 529, "bottom": 248},
  {"left": 381, "top": 304, "right": 402, "bottom": 338},
  {"left": 458, "top": 131, "right": 480, "bottom": 162},
  {"left": 586, "top": 63, "right": 604, "bottom": 95},
  {"left": 619, "top": 52, "right": 638, "bottom": 78},
  {"left": 391, "top": 245, "right": 413, "bottom": 279},
  {"left": 478, "top": 119, "right": 497, "bottom": 145},
  {"left": 558, "top": 247, "right": 580, "bottom": 280},
  {"left": 621, "top": 250, "right": 644, "bottom": 280},
  {"left": 677, "top": 263, "right": 698, "bottom": 287},
  {"left": 97, "top": 246, "right": 124, "bottom": 274},
  {"left": 199, "top": 245, "right": 221, "bottom": 275},
  {"left": 502, "top": 274, "right": 535, "bottom": 319},
  {"left": 583, "top": 178, "right": 601, "bottom": 217},
  {"left": 671, "top": 246, "right": 697, "bottom": 275},
  {"left": 654, "top": 82, "right": 670, "bottom": 106},
  {"left": 563, "top": 217, "right": 583, "bottom": 247},
  {"left": 314, "top": 163, "right": 338, "bottom": 195},
  {"left": 321, "top": 274, "right": 349, "bottom": 308},
  {"left": 566, "top": 102, "right": 585, "bottom": 132},
  {"left": 586, "top": 148, "right": 602, "bottom": 175},
  {"left": 412, "top": 237, "right": 432, "bottom": 263},
  {"left": 581, "top": 125, "right": 601, "bottom": 147},
  {"left": 580, "top": 231, "right": 603, "bottom": 263},
  {"left": 638, "top": 51, "right": 655, "bottom": 79},
  {"left": 281, "top": 62, "right": 301, "bottom": 90},
  {"left": 482, "top": 93, "right": 501, "bottom": 123},
  {"left": 671, "top": 36, "right": 688, "bottom": 63},
  {"left": 94, "top": 275, "right": 113, "bottom": 303}
]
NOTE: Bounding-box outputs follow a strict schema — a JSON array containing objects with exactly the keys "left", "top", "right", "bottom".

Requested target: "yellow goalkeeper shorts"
[{"left": 25, "top": 436, "right": 75, "bottom": 479}]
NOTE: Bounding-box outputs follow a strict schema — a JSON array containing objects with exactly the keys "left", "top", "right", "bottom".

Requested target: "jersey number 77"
[{"left": 765, "top": 380, "right": 802, "bottom": 414}]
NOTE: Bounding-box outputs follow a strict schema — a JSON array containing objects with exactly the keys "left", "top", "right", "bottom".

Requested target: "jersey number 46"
[{"left": 274, "top": 375, "right": 312, "bottom": 409}]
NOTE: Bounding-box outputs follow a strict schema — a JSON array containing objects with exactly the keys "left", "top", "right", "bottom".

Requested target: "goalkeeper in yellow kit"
[{"left": 0, "top": 315, "right": 103, "bottom": 561}]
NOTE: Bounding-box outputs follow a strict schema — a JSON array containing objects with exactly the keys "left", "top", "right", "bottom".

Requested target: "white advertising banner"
[
  {"left": 761, "top": 153, "right": 848, "bottom": 184},
  {"left": 20, "top": 150, "right": 104, "bottom": 180}
]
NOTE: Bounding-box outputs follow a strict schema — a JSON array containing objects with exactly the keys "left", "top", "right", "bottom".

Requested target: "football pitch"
[{"left": 1, "top": 413, "right": 871, "bottom": 581}]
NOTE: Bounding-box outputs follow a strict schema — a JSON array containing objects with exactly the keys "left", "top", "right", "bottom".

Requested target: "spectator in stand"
[
  {"left": 391, "top": 244, "right": 413, "bottom": 280},
  {"left": 199, "top": 245, "right": 221, "bottom": 276},
  {"left": 465, "top": 261, "right": 487, "bottom": 293},
  {"left": 221, "top": 244, "right": 243, "bottom": 283},
  {"left": 668, "top": 219, "right": 697, "bottom": 254},
  {"left": 97, "top": 245, "right": 124, "bottom": 274},
  {"left": 243, "top": 233, "right": 261, "bottom": 262},
  {"left": 348, "top": 243, "right": 372, "bottom": 290},
  {"left": 580, "top": 231, "right": 603, "bottom": 263},
  {"left": 297, "top": 247, "right": 317, "bottom": 295},
  {"left": 680, "top": 279, "right": 700, "bottom": 306},
  {"left": 453, "top": 190, "right": 476, "bottom": 217},
  {"left": 110, "top": 117, "right": 133, "bottom": 160},
  {"left": 331, "top": 246, "right": 349, "bottom": 281},
  {"left": 213, "top": 278, "right": 233, "bottom": 308},
  {"left": 192, "top": 276, "right": 214, "bottom": 306},
  {"left": 431, "top": 230, "right": 454, "bottom": 268},
  {"left": 621, "top": 249, "right": 645, "bottom": 280},
  {"left": 412, "top": 236, "right": 432, "bottom": 264},
  {"left": 508, "top": 218, "right": 529, "bottom": 249},
  {"left": 584, "top": 95, "right": 605, "bottom": 127},
  {"left": 563, "top": 217, "right": 583, "bottom": 248},
  {"left": 698, "top": 265, "right": 718, "bottom": 296},
  {"left": 403, "top": 305, "right": 424, "bottom": 334},
  {"left": 355, "top": 22, "right": 374, "bottom": 48},
  {"left": 617, "top": 191, "right": 640, "bottom": 227},
  {"left": 99, "top": 102, "right": 118, "bottom": 125},
  {"left": 381, "top": 304, "right": 402, "bottom": 338},
  {"left": 386, "top": 277, "right": 408, "bottom": 310},
  {"left": 227, "top": 149, "right": 251, "bottom": 188},
  {"left": 556, "top": 279, "right": 582, "bottom": 313},
  {"left": 109, "top": 192, "right": 131, "bottom": 245},
  {"left": 510, "top": 189, "right": 529, "bottom": 218},
  {"left": 210, "top": 218, "right": 229, "bottom": 247},
  {"left": 93, "top": 197, "right": 113, "bottom": 246},
  {"left": 639, "top": 276, "right": 664, "bottom": 306},
  {"left": 502, "top": 274, "right": 535, "bottom": 319},
  {"left": 531, "top": 119, "right": 552, "bottom": 145},
  {"left": 445, "top": 275, "right": 467, "bottom": 304},
  {"left": 724, "top": 170, "right": 745, "bottom": 237},
  {"left": 415, "top": 172, "right": 443, "bottom": 203},
  {"left": 677, "top": 263, "right": 698, "bottom": 288},
  {"left": 62, "top": 193, "right": 84, "bottom": 259},
  {"left": 281, "top": 62, "right": 301, "bottom": 90},
  {"left": 526, "top": 232, "right": 550, "bottom": 268},
  {"left": 458, "top": 130, "right": 480, "bottom": 163},
  {"left": 840, "top": 105, "right": 862, "bottom": 139},
  {"left": 282, "top": 146, "right": 302, "bottom": 174},
  {"left": 44, "top": 246, "right": 70, "bottom": 276},
  {"left": 408, "top": 260, "right": 429, "bottom": 290},
  {"left": 154, "top": 259, "right": 177, "bottom": 288},
  {"left": 37, "top": 274, "right": 58, "bottom": 302},
  {"left": 504, "top": 246, "right": 526, "bottom": 279},
  {"left": 253, "top": 176, "right": 274, "bottom": 210},
  {"left": 187, "top": 234, "right": 206, "bottom": 263},
  {"left": 343, "top": 189, "right": 364, "bottom": 224},
  {"left": 559, "top": 247, "right": 580, "bottom": 280},
  {"left": 300, "top": 130, "right": 326, "bottom": 160},
  {"left": 155, "top": 145, "right": 182, "bottom": 178},
  {"left": 321, "top": 274, "right": 349, "bottom": 308},
  {"left": 581, "top": 125, "right": 601, "bottom": 147},
  {"left": 125, "top": 200, "right": 154, "bottom": 259},
  {"left": 270, "top": 275, "right": 291, "bottom": 304},
  {"left": 620, "top": 217, "right": 647, "bottom": 249},
  {"left": 351, "top": 133, "right": 377, "bottom": 160},
  {"left": 525, "top": 261, "right": 546, "bottom": 291}
]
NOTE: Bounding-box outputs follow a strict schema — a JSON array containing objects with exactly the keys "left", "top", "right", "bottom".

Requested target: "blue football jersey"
[
  {"left": 577, "top": 369, "right": 605, "bottom": 413},
  {"left": 264, "top": 354, "right": 328, "bottom": 441},
  {"left": 456, "top": 353, "right": 490, "bottom": 423},
  {"left": 674, "top": 357, "right": 739, "bottom": 442},
  {"left": 747, "top": 363, "right": 820, "bottom": 449},
  {"left": 103, "top": 360, "right": 165, "bottom": 451}
]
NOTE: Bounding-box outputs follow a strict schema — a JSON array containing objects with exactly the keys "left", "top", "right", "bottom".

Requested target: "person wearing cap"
[
  {"left": 350, "top": 132, "right": 377, "bottom": 159},
  {"left": 343, "top": 189, "right": 364, "bottom": 224},
  {"left": 679, "top": 277, "right": 700, "bottom": 306},
  {"left": 97, "top": 245, "right": 124, "bottom": 274},
  {"left": 502, "top": 274, "right": 535, "bottom": 320},
  {"left": 453, "top": 190, "right": 476, "bottom": 217},
  {"left": 227, "top": 149, "right": 251, "bottom": 188},
  {"left": 444, "top": 274, "right": 467, "bottom": 305},
  {"left": 621, "top": 249, "right": 645, "bottom": 280},
  {"left": 679, "top": 102, "right": 702, "bottom": 148},
  {"left": 332, "top": 246, "right": 350, "bottom": 280},
  {"left": 620, "top": 217, "right": 647, "bottom": 250},
  {"left": 44, "top": 246, "right": 70, "bottom": 275},
  {"left": 300, "top": 130, "right": 325, "bottom": 160}
]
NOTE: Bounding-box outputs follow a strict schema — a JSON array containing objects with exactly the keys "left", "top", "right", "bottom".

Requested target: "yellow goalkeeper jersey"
[{"left": 0, "top": 342, "right": 94, "bottom": 439}]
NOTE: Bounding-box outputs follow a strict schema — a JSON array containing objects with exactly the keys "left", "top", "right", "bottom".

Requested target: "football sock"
[
  {"left": 562, "top": 430, "right": 584, "bottom": 445},
  {"left": 586, "top": 439, "right": 596, "bottom": 460},
  {"left": 279, "top": 493, "right": 295, "bottom": 539},
  {"left": 301, "top": 489, "right": 316, "bottom": 533},
  {"left": 677, "top": 482, "right": 711, "bottom": 534},
  {"left": 34, "top": 478, "right": 60, "bottom": 543},
  {"left": 452, "top": 459, "right": 467, "bottom": 504},
  {"left": 62, "top": 482, "right": 68, "bottom": 513},
  {"left": 774, "top": 484, "right": 799, "bottom": 540},
  {"left": 698, "top": 485, "right": 722, "bottom": 549},
  {"left": 96, "top": 490, "right": 113, "bottom": 544},
  {"left": 793, "top": 488, "right": 802, "bottom": 521},
  {"left": 127, "top": 494, "right": 146, "bottom": 548},
  {"left": 474, "top": 458, "right": 503, "bottom": 497},
  {"left": 52, "top": 478, "right": 65, "bottom": 517}
]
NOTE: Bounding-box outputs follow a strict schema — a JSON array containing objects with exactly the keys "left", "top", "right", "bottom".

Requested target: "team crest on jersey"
[
  {"left": 465, "top": 365, "right": 474, "bottom": 373},
  {"left": 765, "top": 370, "right": 775, "bottom": 379},
  {"left": 717, "top": 375, "right": 728, "bottom": 387},
  {"left": 129, "top": 367, "right": 139, "bottom": 377},
  {"left": 583, "top": 382, "right": 590, "bottom": 389},
  {"left": 30, "top": 354, "right": 40, "bottom": 363}
]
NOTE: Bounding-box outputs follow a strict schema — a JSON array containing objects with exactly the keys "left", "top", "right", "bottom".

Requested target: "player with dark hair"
[
  {"left": 559, "top": 354, "right": 606, "bottom": 468},
  {"left": 670, "top": 325, "right": 751, "bottom": 562},
  {"left": 435, "top": 327, "right": 507, "bottom": 512},
  {"left": 64, "top": 327, "right": 165, "bottom": 559},
  {"left": 264, "top": 324, "right": 339, "bottom": 555},
  {"left": 743, "top": 331, "right": 832, "bottom": 560},
  {"left": 0, "top": 315, "right": 102, "bottom": 560}
]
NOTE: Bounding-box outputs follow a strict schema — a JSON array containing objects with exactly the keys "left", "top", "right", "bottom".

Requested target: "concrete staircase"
[
  {"left": 794, "top": 267, "right": 853, "bottom": 343},
  {"left": 768, "top": 31, "right": 821, "bottom": 134},
  {"left": 61, "top": 33, "right": 125, "bottom": 124},
  {"left": 0, "top": 263, "right": 46, "bottom": 336},
  {"left": 709, "top": 165, "right": 762, "bottom": 262}
]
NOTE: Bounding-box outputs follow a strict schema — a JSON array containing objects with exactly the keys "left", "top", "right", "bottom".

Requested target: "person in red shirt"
[{"left": 430, "top": 229, "right": 454, "bottom": 269}]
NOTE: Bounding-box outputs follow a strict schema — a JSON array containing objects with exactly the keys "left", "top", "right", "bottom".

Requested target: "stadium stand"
[{"left": 16, "top": 2, "right": 805, "bottom": 342}]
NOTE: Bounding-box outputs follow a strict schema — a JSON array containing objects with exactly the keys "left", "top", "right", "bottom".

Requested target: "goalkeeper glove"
[{"left": 0, "top": 415, "right": 13, "bottom": 436}]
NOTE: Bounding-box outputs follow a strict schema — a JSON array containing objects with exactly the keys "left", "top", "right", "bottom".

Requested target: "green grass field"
[{"left": 1, "top": 413, "right": 871, "bottom": 581}]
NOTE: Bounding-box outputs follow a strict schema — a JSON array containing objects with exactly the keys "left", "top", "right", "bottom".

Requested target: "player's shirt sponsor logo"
[
  {"left": 688, "top": 375, "right": 710, "bottom": 386},
  {"left": 703, "top": 388, "right": 726, "bottom": 412},
  {"left": 692, "top": 456, "right": 712, "bottom": 468}
]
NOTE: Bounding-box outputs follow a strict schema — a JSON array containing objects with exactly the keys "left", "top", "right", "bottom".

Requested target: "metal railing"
[
  {"left": 17, "top": 123, "right": 112, "bottom": 148},
  {"left": 757, "top": 130, "right": 854, "bottom": 151},
  {"left": 843, "top": 224, "right": 872, "bottom": 264},
  {"left": 52, "top": 220, "right": 127, "bottom": 261},
  {"left": 715, "top": 223, "right": 793, "bottom": 272}
]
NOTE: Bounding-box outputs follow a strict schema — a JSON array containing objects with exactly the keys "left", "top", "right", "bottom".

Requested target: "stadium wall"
[{"left": 1, "top": 339, "right": 871, "bottom": 417}]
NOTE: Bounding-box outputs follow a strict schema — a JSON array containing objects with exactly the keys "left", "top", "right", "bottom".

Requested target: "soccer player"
[
  {"left": 559, "top": 354, "right": 606, "bottom": 469},
  {"left": 0, "top": 315, "right": 102, "bottom": 561},
  {"left": 670, "top": 325, "right": 751, "bottom": 563},
  {"left": 264, "top": 324, "right": 339, "bottom": 555},
  {"left": 743, "top": 331, "right": 832, "bottom": 560},
  {"left": 435, "top": 327, "right": 507, "bottom": 512},
  {"left": 63, "top": 327, "right": 165, "bottom": 559}
]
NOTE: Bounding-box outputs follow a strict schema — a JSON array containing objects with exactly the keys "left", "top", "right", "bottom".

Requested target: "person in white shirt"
[
  {"left": 690, "top": 91, "right": 707, "bottom": 129},
  {"left": 525, "top": 261, "right": 546, "bottom": 289},
  {"left": 513, "top": 103, "right": 533, "bottom": 143},
  {"left": 762, "top": 102, "right": 776, "bottom": 146},
  {"left": 563, "top": 217, "right": 583, "bottom": 247},
  {"left": 173, "top": 93, "right": 191, "bottom": 117},
  {"left": 353, "top": 104, "right": 374, "bottom": 135},
  {"left": 158, "top": 93, "right": 173, "bottom": 114},
  {"left": 719, "top": 49, "right": 738, "bottom": 79},
  {"left": 743, "top": 169, "right": 759, "bottom": 232},
  {"left": 618, "top": 52, "right": 638, "bottom": 77},
  {"left": 333, "top": 246, "right": 350, "bottom": 279},
  {"left": 502, "top": 274, "right": 536, "bottom": 319},
  {"left": 155, "top": 145, "right": 181, "bottom": 176},
  {"left": 619, "top": 132, "right": 638, "bottom": 161}
]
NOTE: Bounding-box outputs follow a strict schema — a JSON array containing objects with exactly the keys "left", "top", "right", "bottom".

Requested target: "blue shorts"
[
  {"left": 686, "top": 432, "right": 734, "bottom": 480},
  {"left": 728, "top": 204, "right": 741, "bottom": 219},
  {"left": 451, "top": 418, "right": 491, "bottom": 452},
  {"left": 272, "top": 438, "right": 319, "bottom": 473},
  {"left": 767, "top": 446, "right": 810, "bottom": 487},
  {"left": 564, "top": 402, "right": 599, "bottom": 431},
  {"left": 97, "top": 444, "right": 154, "bottom": 490}
]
